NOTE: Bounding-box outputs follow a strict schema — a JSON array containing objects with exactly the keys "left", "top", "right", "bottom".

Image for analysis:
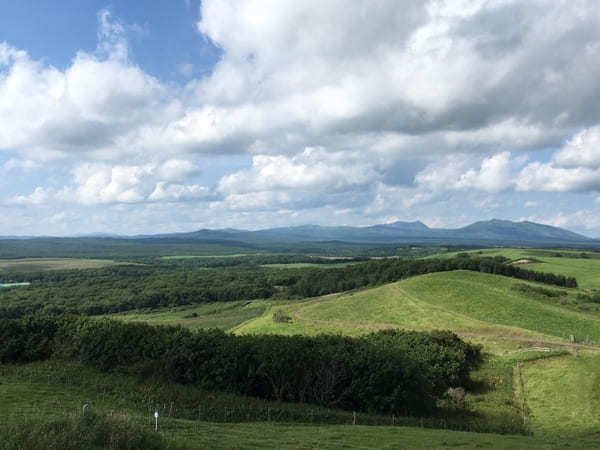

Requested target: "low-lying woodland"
[{"left": 0, "top": 315, "right": 481, "bottom": 417}]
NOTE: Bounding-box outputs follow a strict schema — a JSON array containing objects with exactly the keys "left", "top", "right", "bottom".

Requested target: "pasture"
[
  {"left": 438, "top": 248, "right": 600, "bottom": 289},
  {"left": 236, "top": 270, "right": 600, "bottom": 351},
  {"left": 0, "top": 258, "right": 125, "bottom": 273},
  {"left": 113, "top": 300, "right": 268, "bottom": 330}
]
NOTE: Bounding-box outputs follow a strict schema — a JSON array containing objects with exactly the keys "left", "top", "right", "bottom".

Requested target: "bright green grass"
[
  {"left": 237, "top": 271, "right": 594, "bottom": 351},
  {"left": 0, "top": 257, "right": 126, "bottom": 273},
  {"left": 521, "top": 351, "right": 600, "bottom": 437},
  {"left": 526, "top": 257, "right": 600, "bottom": 290},
  {"left": 401, "top": 271, "right": 600, "bottom": 342},
  {"left": 160, "top": 254, "right": 252, "bottom": 259},
  {"left": 111, "top": 301, "right": 268, "bottom": 330},
  {"left": 436, "top": 248, "right": 600, "bottom": 289},
  {"left": 260, "top": 262, "right": 358, "bottom": 269}
]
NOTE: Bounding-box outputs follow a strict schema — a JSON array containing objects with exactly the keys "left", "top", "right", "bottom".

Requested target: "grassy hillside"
[
  {"left": 237, "top": 270, "right": 600, "bottom": 349},
  {"left": 438, "top": 248, "right": 600, "bottom": 289},
  {"left": 521, "top": 351, "right": 600, "bottom": 436}
]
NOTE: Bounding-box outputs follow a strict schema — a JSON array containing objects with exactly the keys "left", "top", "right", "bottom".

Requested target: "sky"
[{"left": 1, "top": 0, "right": 600, "bottom": 236}]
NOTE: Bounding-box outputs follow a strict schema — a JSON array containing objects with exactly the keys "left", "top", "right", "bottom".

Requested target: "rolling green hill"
[
  {"left": 237, "top": 270, "right": 600, "bottom": 348},
  {"left": 436, "top": 248, "right": 600, "bottom": 289}
]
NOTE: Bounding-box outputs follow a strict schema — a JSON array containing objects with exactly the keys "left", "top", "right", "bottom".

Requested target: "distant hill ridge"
[
  {"left": 141, "top": 218, "right": 593, "bottom": 245},
  {"left": 2, "top": 219, "right": 595, "bottom": 246}
]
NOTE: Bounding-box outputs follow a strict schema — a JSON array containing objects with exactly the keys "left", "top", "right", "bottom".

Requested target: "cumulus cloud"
[
  {"left": 4, "top": 1, "right": 600, "bottom": 234},
  {"left": 8, "top": 160, "right": 210, "bottom": 207},
  {"left": 516, "top": 127, "right": 600, "bottom": 192},
  {"left": 0, "top": 12, "right": 168, "bottom": 162}
]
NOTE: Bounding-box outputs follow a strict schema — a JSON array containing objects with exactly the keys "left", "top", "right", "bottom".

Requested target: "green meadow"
[
  {"left": 237, "top": 270, "right": 600, "bottom": 349},
  {"left": 438, "top": 248, "right": 600, "bottom": 289},
  {"left": 112, "top": 300, "right": 268, "bottom": 330},
  {"left": 0, "top": 257, "right": 127, "bottom": 273}
]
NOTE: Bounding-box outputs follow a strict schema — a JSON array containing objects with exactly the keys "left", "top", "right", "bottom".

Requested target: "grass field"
[
  {"left": 160, "top": 254, "right": 252, "bottom": 259},
  {"left": 260, "top": 262, "right": 358, "bottom": 269},
  {"left": 2, "top": 360, "right": 595, "bottom": 449},
  {"left": 437, "top": 248, "right": 600, "bottom": 290},
  {"left": 237, "top": 270, "right": 600, "bottom": 351},
  {"left": 0, "top": 257, "right": 126, "bottom": 273},
  {"left": 112, "top": 301, "right": 268, "bottom": 330},
  {"left": 521, "top": 351, "right": 600, "bottom": 437}
]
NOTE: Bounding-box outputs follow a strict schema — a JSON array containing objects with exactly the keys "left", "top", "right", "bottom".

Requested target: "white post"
[{"left": 154, "top": 411, "right": 159, "bottom": 431}]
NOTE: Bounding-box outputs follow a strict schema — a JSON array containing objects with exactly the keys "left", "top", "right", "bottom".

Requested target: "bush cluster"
[{"left": 0, "top": 317, "right": 481, "bottom": 417}]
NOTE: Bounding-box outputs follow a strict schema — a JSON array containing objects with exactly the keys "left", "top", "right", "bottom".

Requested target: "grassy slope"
[
  {"left": 237, "top": 271, "right": 600, "bottom": 348},
  {"left": 0, "top": 361, "right": 587, "bottom": 449},
  {"left": 521, "top": 351, "right": 600, "bottom": 437},
  {"left": 437, "top": 248, "right": 600, "bottom": 290},
  {"left": 401, "top": 271, "right": 600, "bottom": 342},
  {"left": 111, "top": 301, "right": 268, "bottom": 330}
]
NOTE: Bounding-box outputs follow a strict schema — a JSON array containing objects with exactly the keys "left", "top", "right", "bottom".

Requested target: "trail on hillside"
[{"left": 292, "top": 286, "right": 600, "bottom": 351}]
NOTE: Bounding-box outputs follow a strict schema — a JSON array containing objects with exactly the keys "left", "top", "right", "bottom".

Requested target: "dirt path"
[{"left": 292, "top": 287, "right": 600, "bottom": 351}]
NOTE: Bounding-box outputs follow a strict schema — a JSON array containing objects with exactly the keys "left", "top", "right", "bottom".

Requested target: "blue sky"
[{"left": 1, "top": 0, "right": 600, "bottom": 236}]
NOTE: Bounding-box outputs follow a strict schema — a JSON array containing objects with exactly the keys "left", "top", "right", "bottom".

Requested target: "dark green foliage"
[
  {"left": 0, "top": 317, "right": 481, "bottom": 417},
  {"left": 272, "top": 310, "right": 292, "bottom": 323},
  {"left": 510, "top": 283, "right": 567, "bottom": 298},
  {"left": 576, "top": 291, "right": 600, "bottom": 303}
]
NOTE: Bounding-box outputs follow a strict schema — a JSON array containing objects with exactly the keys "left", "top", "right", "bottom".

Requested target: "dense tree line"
[
  {"left": 0, "top": 316, "right": 481, "bottom": 416},
  {"left": 0, "top": 266, "right": 282, "bottom": 318}
]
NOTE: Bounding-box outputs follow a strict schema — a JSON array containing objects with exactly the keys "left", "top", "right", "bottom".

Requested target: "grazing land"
[
  {"left": 439, "top": 248, "right": 600, "bottom": 289},
  {"left": 113, "top": 300, "right": 269, "bottom": 330},
  {"left": 0, "top": 257, "right": 125, "bottom": 273},
  {"left": 521, "top": 350, "right": 600, "bottom": 436},
  {"left": 237, "top": 270, "right": 599, "bottom": 348}
]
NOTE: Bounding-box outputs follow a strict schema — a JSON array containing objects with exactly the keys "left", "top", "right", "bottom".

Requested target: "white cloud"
[
  {"left": 69, "top": 161, "right": 210, "bottom": 205},
  {"left": 516, "top": 126, "right": 600, "bottom": 192},
  {"left": 218, "top": 147, "right": 377, "bottom": 195},
  {"left": 7, "top": 187, "right": 51, "bottom": 205},
  {"left": 553, "top": 126, "right": 600, "bottom": 169}
]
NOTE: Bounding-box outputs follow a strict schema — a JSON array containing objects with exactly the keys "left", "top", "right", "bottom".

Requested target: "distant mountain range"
[
  {"left": 1, "top": 219, "right": 596, "bottom": 247},
  {"left": 131, "top": 219, "right": 595, "bottom": 246}
]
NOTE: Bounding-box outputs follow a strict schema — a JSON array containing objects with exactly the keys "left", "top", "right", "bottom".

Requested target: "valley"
[{"left": 1, "top": 235, "right": 599, "bottom": 448}]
